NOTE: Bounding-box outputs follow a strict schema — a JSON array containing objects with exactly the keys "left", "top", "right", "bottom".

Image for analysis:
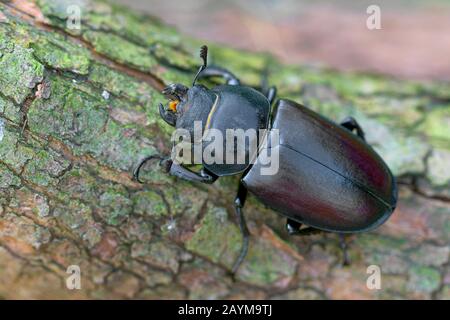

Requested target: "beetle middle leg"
[
  {"left": 232, "top": 182, "right": 251, "bottom": 275},
  {"left": 340, "top": 117, "right": 366, "bottom": 141}
]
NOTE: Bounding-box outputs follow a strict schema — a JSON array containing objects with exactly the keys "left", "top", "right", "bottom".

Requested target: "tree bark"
[{"left": 0, "top": 0, "right": 449, "bottom": 299}]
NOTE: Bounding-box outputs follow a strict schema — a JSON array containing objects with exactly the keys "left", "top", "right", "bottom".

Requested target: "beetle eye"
[{"left": 162, "top": 83, "right": 188, "bottom": 102}]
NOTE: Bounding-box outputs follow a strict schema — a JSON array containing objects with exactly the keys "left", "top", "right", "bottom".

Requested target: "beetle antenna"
[{"left": 192, "top": 45, "right": 208, "bottom": 86}]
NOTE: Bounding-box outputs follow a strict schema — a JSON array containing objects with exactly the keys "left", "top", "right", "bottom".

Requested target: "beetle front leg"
[
  {"left": 265, "top": 86, "right": 277, "bottom": 106},
  {"left": 134, "top": 156, "right": 218, "bottom": 184},
  {"left": 133, "top": 155, "right": 172, "bottom": 183},
  {"left": 340, "top": 117, "right": 365, "bottom": 141},
  {"left": 197, "top": 66, "right": 241, "bottom": 85},
  {"left": 169, "top": 163, "right": 218, "bottom": 184}
]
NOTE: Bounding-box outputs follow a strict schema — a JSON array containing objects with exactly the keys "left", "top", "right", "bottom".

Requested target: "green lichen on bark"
[
  {"left": 0, "top": 0, "right": 449, "bottom": 299},
  {"left": 0, "top": 35, "right": 44, "bottom": 104}
]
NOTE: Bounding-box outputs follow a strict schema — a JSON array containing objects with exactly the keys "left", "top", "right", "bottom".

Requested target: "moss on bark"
[{"left": 0, "top": 0, "right": 449, "bottom": 299}]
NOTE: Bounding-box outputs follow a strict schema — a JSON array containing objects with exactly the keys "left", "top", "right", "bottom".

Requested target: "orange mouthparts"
[{"left": 168, "top": 100, "right": 179, "bottom": 112}]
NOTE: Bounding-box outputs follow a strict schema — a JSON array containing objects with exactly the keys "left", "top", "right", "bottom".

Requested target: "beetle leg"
[
  {"left": 286, "top": 219, "right": 323, "bottom": 236},
  {"left": 266, "top": 86, "right": 277, "bottom": 106},
  {"left": 197, "top": 66, "right": 241, "bottom": 85},
  {"left": 260, "top": 64, "right": 277, "bottom": 105},
  {"left": 169, "top": 163, "right": 218, "bottom": 184},
  {"left": 287, "top": 220, "right": 351, "bottom": 266},
  {"left": 289, "top": 226, "right": 323, "bottom": 236},
  {"left": 286, "top": 219, "right": 302, "bottom": 235},
  {"left": 232, "top": 182, "right": 250, "bottom": 275},
  {"left": 133, "top": 155, "right": 171, "bottom": 183},
  {"left": 340, "top": 117, "right": 366, "bottom": 141},
  {"left": 339, "top": 234, "right": 350, "bottom": 266},
  {"left": 134, "top": 156, "right": 219, "bottom": 184}
]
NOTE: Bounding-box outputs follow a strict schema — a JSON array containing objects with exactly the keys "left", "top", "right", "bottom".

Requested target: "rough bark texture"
[{"left": 0, "top": 0, "right": 449, "bottom": 299}]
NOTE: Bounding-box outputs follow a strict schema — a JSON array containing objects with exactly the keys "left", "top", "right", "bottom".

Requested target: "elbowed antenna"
[{"left": 192, "top": 45, "right": 208, "bottom": 86}]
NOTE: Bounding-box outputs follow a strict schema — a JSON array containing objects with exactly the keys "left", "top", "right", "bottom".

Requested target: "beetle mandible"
[{"left": 134, "top": 45, "right": 397, "bottom": 274}]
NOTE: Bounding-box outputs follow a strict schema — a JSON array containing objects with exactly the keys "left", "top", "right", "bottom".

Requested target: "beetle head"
[
  {"left": 159, "top": 45, "right": 211, "bottom": 129},
  {"left": 161, "top": 83, "right": 189, "bottom": 114}
]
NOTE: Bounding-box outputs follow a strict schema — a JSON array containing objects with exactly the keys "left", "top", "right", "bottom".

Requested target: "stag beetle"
[{"left": 134, "top": 45, "right": 397, "bottom": 274}]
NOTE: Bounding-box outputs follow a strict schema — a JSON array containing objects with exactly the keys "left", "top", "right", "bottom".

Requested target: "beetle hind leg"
[
  {"left": 286, "top": 219, "right": 322, "bottom": 236},
  {"left": 286, "top": 219, "right": 351, "bottom": 266},
  {"left": 340, "top": 117, "right": 365, "bottom": 141},
  {"left": 339, "top": 234, "right": 351, "bottom": 266}
]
